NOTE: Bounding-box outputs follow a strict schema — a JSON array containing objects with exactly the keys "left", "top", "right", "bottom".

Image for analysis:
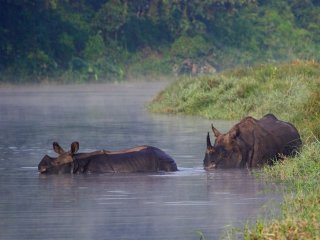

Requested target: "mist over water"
[{"left": 0, "top": 82, "right": 280, "bottom": 239}]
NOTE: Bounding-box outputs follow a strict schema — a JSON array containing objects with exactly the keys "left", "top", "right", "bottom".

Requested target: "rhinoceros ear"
[
  {"left": 53, "top": 142, "right": 65, "bottom": 155},
  {"left": 207, "top": 132, "right": 213, "bottom": 148},
  {"left": 211, "top": 124, "right": 221, "bottom": 138},
  {"left": 70, "top": 142, "right": 79, "bottom": 154}
]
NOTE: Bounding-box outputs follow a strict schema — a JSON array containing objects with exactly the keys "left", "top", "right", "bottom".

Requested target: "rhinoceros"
[
  {"left": 38, "top": 142, "right": 178, "bottom": 174},
  {"left": 204, "top": 114, "right": 302, "bottom": 169}
]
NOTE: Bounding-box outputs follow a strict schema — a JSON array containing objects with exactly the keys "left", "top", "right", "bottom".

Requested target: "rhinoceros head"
[
  {"left": 203, "top": 124, "right": 242, "bottom": 169},
  {"left": 38, "top": 142, "right": 79, "bottom": 174}
]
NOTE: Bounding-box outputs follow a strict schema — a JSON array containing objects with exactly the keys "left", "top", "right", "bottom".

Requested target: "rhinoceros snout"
[{"left": 38, "top": 166, "right": 47, "bottom": 173}]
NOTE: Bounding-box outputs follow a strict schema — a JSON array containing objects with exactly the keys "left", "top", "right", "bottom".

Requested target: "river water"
[{"left": 0, "top": 82, "right": 280, "bottom": 240}]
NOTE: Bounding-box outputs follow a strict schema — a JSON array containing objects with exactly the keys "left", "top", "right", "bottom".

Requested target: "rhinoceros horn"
[{"left": 207, "top": 132, "right": 213, "bottom": 148}]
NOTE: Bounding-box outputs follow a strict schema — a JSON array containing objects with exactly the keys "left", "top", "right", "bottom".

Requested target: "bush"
[{"left": 83, "top": 34, "right": 106, "bottom": 61}]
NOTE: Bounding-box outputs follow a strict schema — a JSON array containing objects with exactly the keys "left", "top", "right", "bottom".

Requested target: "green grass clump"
[{"left": 149, "top": 60, "right": 320, "bottom": 139}]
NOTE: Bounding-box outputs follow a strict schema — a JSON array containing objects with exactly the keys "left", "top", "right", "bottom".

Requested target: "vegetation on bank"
[
  {"left": 1, "top": 1, "right": 320, "bottom": 83},
  {"left": 149, "top": 60, "right": 320, "bottom": 139},
  {"left": 243, "top": 140, "right": 320, "bottom": 240},
  {"left": 149, "top": 61, "right": 320, "bottom": 239}
]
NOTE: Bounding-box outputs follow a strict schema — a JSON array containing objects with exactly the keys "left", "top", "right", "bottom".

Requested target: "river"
[{"left": 0, "top": 82, "right": 280, "bottom": 239}]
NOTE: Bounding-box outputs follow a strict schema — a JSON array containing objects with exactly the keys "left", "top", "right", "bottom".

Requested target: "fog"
[{"left": 0, "top": 82, "right": 281, "bottom": 239}]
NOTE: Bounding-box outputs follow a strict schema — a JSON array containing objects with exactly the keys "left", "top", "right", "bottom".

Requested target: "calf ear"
[
  {"left": 70, "top": 142, "right": 79, "bottom": 154},
  {"left": 53, "top": 142, "right": 65, "bottom": 155}
]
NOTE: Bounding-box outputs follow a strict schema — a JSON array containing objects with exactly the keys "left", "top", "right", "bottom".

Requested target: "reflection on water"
[{"left": 0, "top": 82, "right": 280, "bottom": 239}]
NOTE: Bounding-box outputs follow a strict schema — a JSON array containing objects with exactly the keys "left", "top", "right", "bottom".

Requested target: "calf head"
[
  {"left": 203, "top": 124, "right": 242, "bottom": 169},
  {"left": 38, "top": 142, "right": 79, "bottom": 174}
]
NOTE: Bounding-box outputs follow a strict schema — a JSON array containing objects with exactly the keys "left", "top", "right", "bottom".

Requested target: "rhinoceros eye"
[{"left": 215, "top": 146, "right": 225, "bottom": 154}]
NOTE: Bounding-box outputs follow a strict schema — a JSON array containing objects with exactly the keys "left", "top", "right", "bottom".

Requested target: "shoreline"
[{"left": 148, "top": 60, "right": 320, "bottom": 239}]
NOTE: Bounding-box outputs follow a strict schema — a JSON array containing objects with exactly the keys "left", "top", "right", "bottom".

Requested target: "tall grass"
[{"left": 149, "top": 60, "right": 320, "bottom": 239}]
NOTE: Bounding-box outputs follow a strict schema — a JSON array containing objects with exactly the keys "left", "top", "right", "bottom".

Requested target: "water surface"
[{"left": 0, "top": 82, "right": 280, "bottom": 239}]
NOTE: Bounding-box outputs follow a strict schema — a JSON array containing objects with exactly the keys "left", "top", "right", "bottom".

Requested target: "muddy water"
[{"left": 0, "top": 82, "right": 280, "bottom": 239}]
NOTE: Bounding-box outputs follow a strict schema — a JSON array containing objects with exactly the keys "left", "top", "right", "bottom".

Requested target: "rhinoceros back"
[
  {"left": 81, "top": 146, "right": 177, "bottom": 173},
  {"left": 258, "top": 114, "right": 302, "bottom": 156}
]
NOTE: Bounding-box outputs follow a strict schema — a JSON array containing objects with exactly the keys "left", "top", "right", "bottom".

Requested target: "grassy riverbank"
[
  {"left": 149, "top": 60, "right": 320, "bottom": 239},
  {"left": 243, "top": 140, "right": 320, "bottom": 240},
  {"left": 149, "top": 60, "right": 320, "bottom": 139}
]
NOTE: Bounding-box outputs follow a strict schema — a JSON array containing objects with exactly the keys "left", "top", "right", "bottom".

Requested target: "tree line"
[{"left": 0, "top": 0, "right": 319, "bottom": 82}]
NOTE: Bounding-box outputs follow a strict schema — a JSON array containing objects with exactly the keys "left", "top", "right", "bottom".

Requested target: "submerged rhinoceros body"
[
  {"left": 38, "top": 142, "right": 178, "bottom": 174},
  {"left": 204, "top": 114, "right": 302, "bottom": 169}
]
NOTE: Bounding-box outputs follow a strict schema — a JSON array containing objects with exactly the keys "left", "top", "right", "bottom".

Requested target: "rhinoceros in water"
[
  {"left": 204, "top": 113, "right": 302, "bottom": 169},
  {"left": 38, "top": 142, "right": 178, "bottom": 174}
]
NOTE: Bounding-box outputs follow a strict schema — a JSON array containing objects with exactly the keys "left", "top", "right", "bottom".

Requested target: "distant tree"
[{"left": 92, "top": 0, "right": 128, "bottom": 43}]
